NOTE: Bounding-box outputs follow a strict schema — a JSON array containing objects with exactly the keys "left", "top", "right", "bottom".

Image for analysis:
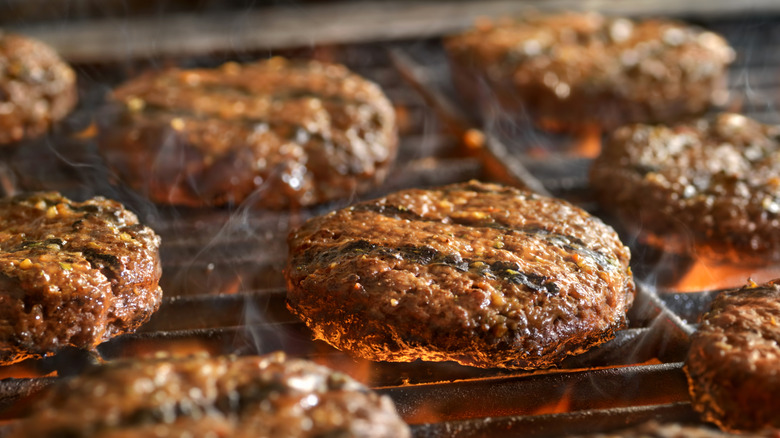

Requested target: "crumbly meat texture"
[
  {"left": 0, "top": 192, "right": 162, "bottom": 365},
  {"left": 285, "top": 181, "right": 635, "bottom": 369},
  {"left": 7, "top": 353, "right": 410, "bottom": 438},
  {"left": 444, "top": 12, "right": 734, "bottom": 132},
  {"left": 98, "top": 57, "right": 397, "bottom": 209},
  {"left": 684, "top": 279, "right": 780, "bottom": 433},
  {"left": 590, "top": 113, "right": 780, "bottom": 264},
  {"left": 0, "top": 32, "right": 78, "bottom": 145}
]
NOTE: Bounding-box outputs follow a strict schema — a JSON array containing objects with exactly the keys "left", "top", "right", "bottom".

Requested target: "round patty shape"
[
  {"left": 0, "top": 192, "right": 162, "bottom": 365},
  {"left": 98, "top": 57, "right": 397, "bottom": 209},
  {"left": 7, "top": 353, "right": 411, "bottom": 438},
  {"left": 285, "top": 181, "right": 635, "bottom": 369},
  {"left": 444, "top": 12, "right": 734, "bottom": 132},
  {"left": 684, "top": 279, "right": 780, "bottom": 433},
  {"left": 0, "top": 32, "right": 78, "bottom": 145},
  {"left": 590, "top": 113, "right": 780, "bottom": 264}
]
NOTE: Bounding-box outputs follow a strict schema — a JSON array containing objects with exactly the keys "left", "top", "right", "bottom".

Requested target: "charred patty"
[
  {"left": 7, "top": 353, "right": 410, "bottom": 438},
  {"left": 98, "top": 57, "right": 397, "bottom": 209},
  {"left": 0, "top": 32, "right": 78, "bottom": 145},
  {"left": 684, "top": 279, "right": 780, "bottom": 433},
  {"left": 445, "top": 12, "right": 734, "bottom": 132},
  {"left": 590, "top": 113, "right": 780, "bottom": 264},
  {"left": 0, "top": 192, "right": 162, "bottom": 365},
  {"left": 285, "top": 180, "right": 635, "bottom": 369}
]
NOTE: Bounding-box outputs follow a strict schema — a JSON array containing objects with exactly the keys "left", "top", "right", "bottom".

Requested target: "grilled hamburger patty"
[
  {"left": 0, "top": 32, "right": 77, "bottom": 145},
  {"left": 7, "top": 353, "right": 410, "bottom": 438},
  {"left": 590, "top": 113, "right": 780, "bottom": 263},
  {"left": 98, "top": 57, "right": 397, "bottom": 209},
  {"left": 286, "top": 181, "right": 635, "bottom": 369},
  {"left": 445, "top": 12, "right": 734, "bottom": 132},
  {"left": 0, "top": 192, "right": 162, "bottom": 365},
  {"left": 684, "top": 279, "right": 780, "bottom": 433}
]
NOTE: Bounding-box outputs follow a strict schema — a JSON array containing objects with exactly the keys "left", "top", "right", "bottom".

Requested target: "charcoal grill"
[{"left": 1, "top": 1, "right": 779, "bottom": 436}]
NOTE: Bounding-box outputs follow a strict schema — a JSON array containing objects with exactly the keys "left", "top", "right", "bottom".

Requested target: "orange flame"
[
  {"left": 535, "top": 121, "right": 602, "bottom": 158},
  {"left": 312, "top": 353, "right": 374, "bottom": 384},
  {"left": 70, "top": 121, "right": 98, "bottom": 140},
  {"left": 0, "top": 361, "right": 56, "bottom": 379},
  {"left": 673, "top": 260, "right": 780, "bottom": 292},
  {"left": 532, "top": 387, "right": 573, "bottom": 415},
  {"left": 573, "top": 124, "right": 602, "bottom": 158}
]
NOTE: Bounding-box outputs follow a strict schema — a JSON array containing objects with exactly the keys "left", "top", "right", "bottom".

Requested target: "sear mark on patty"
[
  {"left": 80, "top": 248, "right": 121, "bottom": 283},
  {"left": 304, "top": 239, "right": 560, "bottom": 294},
  {"left": 352, "top": 201, "right": 617, "bottom": 271}
]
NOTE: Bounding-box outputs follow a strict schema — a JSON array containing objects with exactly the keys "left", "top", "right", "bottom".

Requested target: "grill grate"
[{"left": 2, "top": 9, "right": 780, "bottom": 437}]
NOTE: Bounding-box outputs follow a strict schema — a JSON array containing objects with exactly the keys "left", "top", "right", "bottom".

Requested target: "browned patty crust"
[
  {"left": 590, "top": 113, "right": 780, "bottom": 263},
  {"left": 684, "top": 279, "right": 780, "bottom": 433},
  {"left": 0, "top": 32, "right": 78, "bottom": 145},
  {"left": 98, "top": 57, "right": 397, "bottom": 209},
  {"left": 0, "top": 192, "right": 162, "bottom": 365},
  {"left": 445, "top": 12, "right": 734, "bottom": 132},
  {"left": 285, "top": 181, "right": 635, "bottom": 369},
  {"left": 7, "top": 353, "right": 411, "bottom": 438}
]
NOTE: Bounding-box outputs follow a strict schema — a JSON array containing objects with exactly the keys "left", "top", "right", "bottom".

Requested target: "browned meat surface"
[
  {"left": 7, "top": 353, "right": 411, "bottom": 438},
  {"left": 445, "top": 12, "right": 734, "bottom": 132},
  {"left": 0, "top": 192, "right": 162, "bottom": 365},
  {"left": 685, "top": 279, "right": 780, "bottom": 433},
  {"left": 0, "top": 32, "right": 77, "bottom": 145},
  {"left": 286, "top": 180, "right": 635, "bottom": 369},
  {"left": 590, "top": 113, "right": 780, "bottom": 264},
  {"left": 98, "top": 57, "right": 397, "bottom": 209}
]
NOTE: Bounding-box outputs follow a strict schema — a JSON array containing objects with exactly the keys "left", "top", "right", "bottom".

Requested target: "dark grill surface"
[{"left": 1, "top": 4, "right": 779, "bottom": 436}]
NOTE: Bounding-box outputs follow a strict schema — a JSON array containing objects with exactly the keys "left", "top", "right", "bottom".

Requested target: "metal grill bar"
[{"left": 409, "top": 403, "right": 700, "bottom": 438}]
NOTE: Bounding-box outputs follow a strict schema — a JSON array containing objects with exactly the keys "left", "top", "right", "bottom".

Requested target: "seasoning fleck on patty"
[
  {"left": 590, "top": 113, "right": 780, "bottom": 264},
  {"left": 285, "top": 181, "right": 635, "bottom": 369},
  {"left": 98, "top": 57, "right": 397, "bottom": 209},
  {"left": 7, "top": 353, "right": 411, "bottom": 438},
  {"left": 0, "top": 32, "right": 78, "bottom": 145},
  {"left": 0, "top": 192, "right": 162, "bottom": 365},
  {"left": 684, "top": 279, "right": 780, "bottom": 433},
  {"left": 445, "top": 12, "right": 734, "bottom": 132}
]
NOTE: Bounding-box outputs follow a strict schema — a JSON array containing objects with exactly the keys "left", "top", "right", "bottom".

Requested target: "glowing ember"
[{"left": 463, "top": 128, "right": 486, "bottom": 150}]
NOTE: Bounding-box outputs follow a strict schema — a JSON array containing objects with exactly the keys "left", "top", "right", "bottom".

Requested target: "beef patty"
[
  {"left": 0, "top": 32, "right": 78, "bottom": 145},
  {"left": 444, "top": 12, "right": 734, "bottom": 132},
  {"left": 590, "top": 113, "right": 780, "bottom": 264},
  {"left": 0, "top": 192, "right": 162, "bottom": 365},
  {"left": 684, "top": 279, "right": 780, "bottom": 433},
  {"left": 7, "top": 353, "right": 410, "bottom": 438},
  {"left": 285, "top": 181, "right": 635, "bottom": 369},
  {"left": 98, "top": 57, "right": 397, "bottom": 209}
]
